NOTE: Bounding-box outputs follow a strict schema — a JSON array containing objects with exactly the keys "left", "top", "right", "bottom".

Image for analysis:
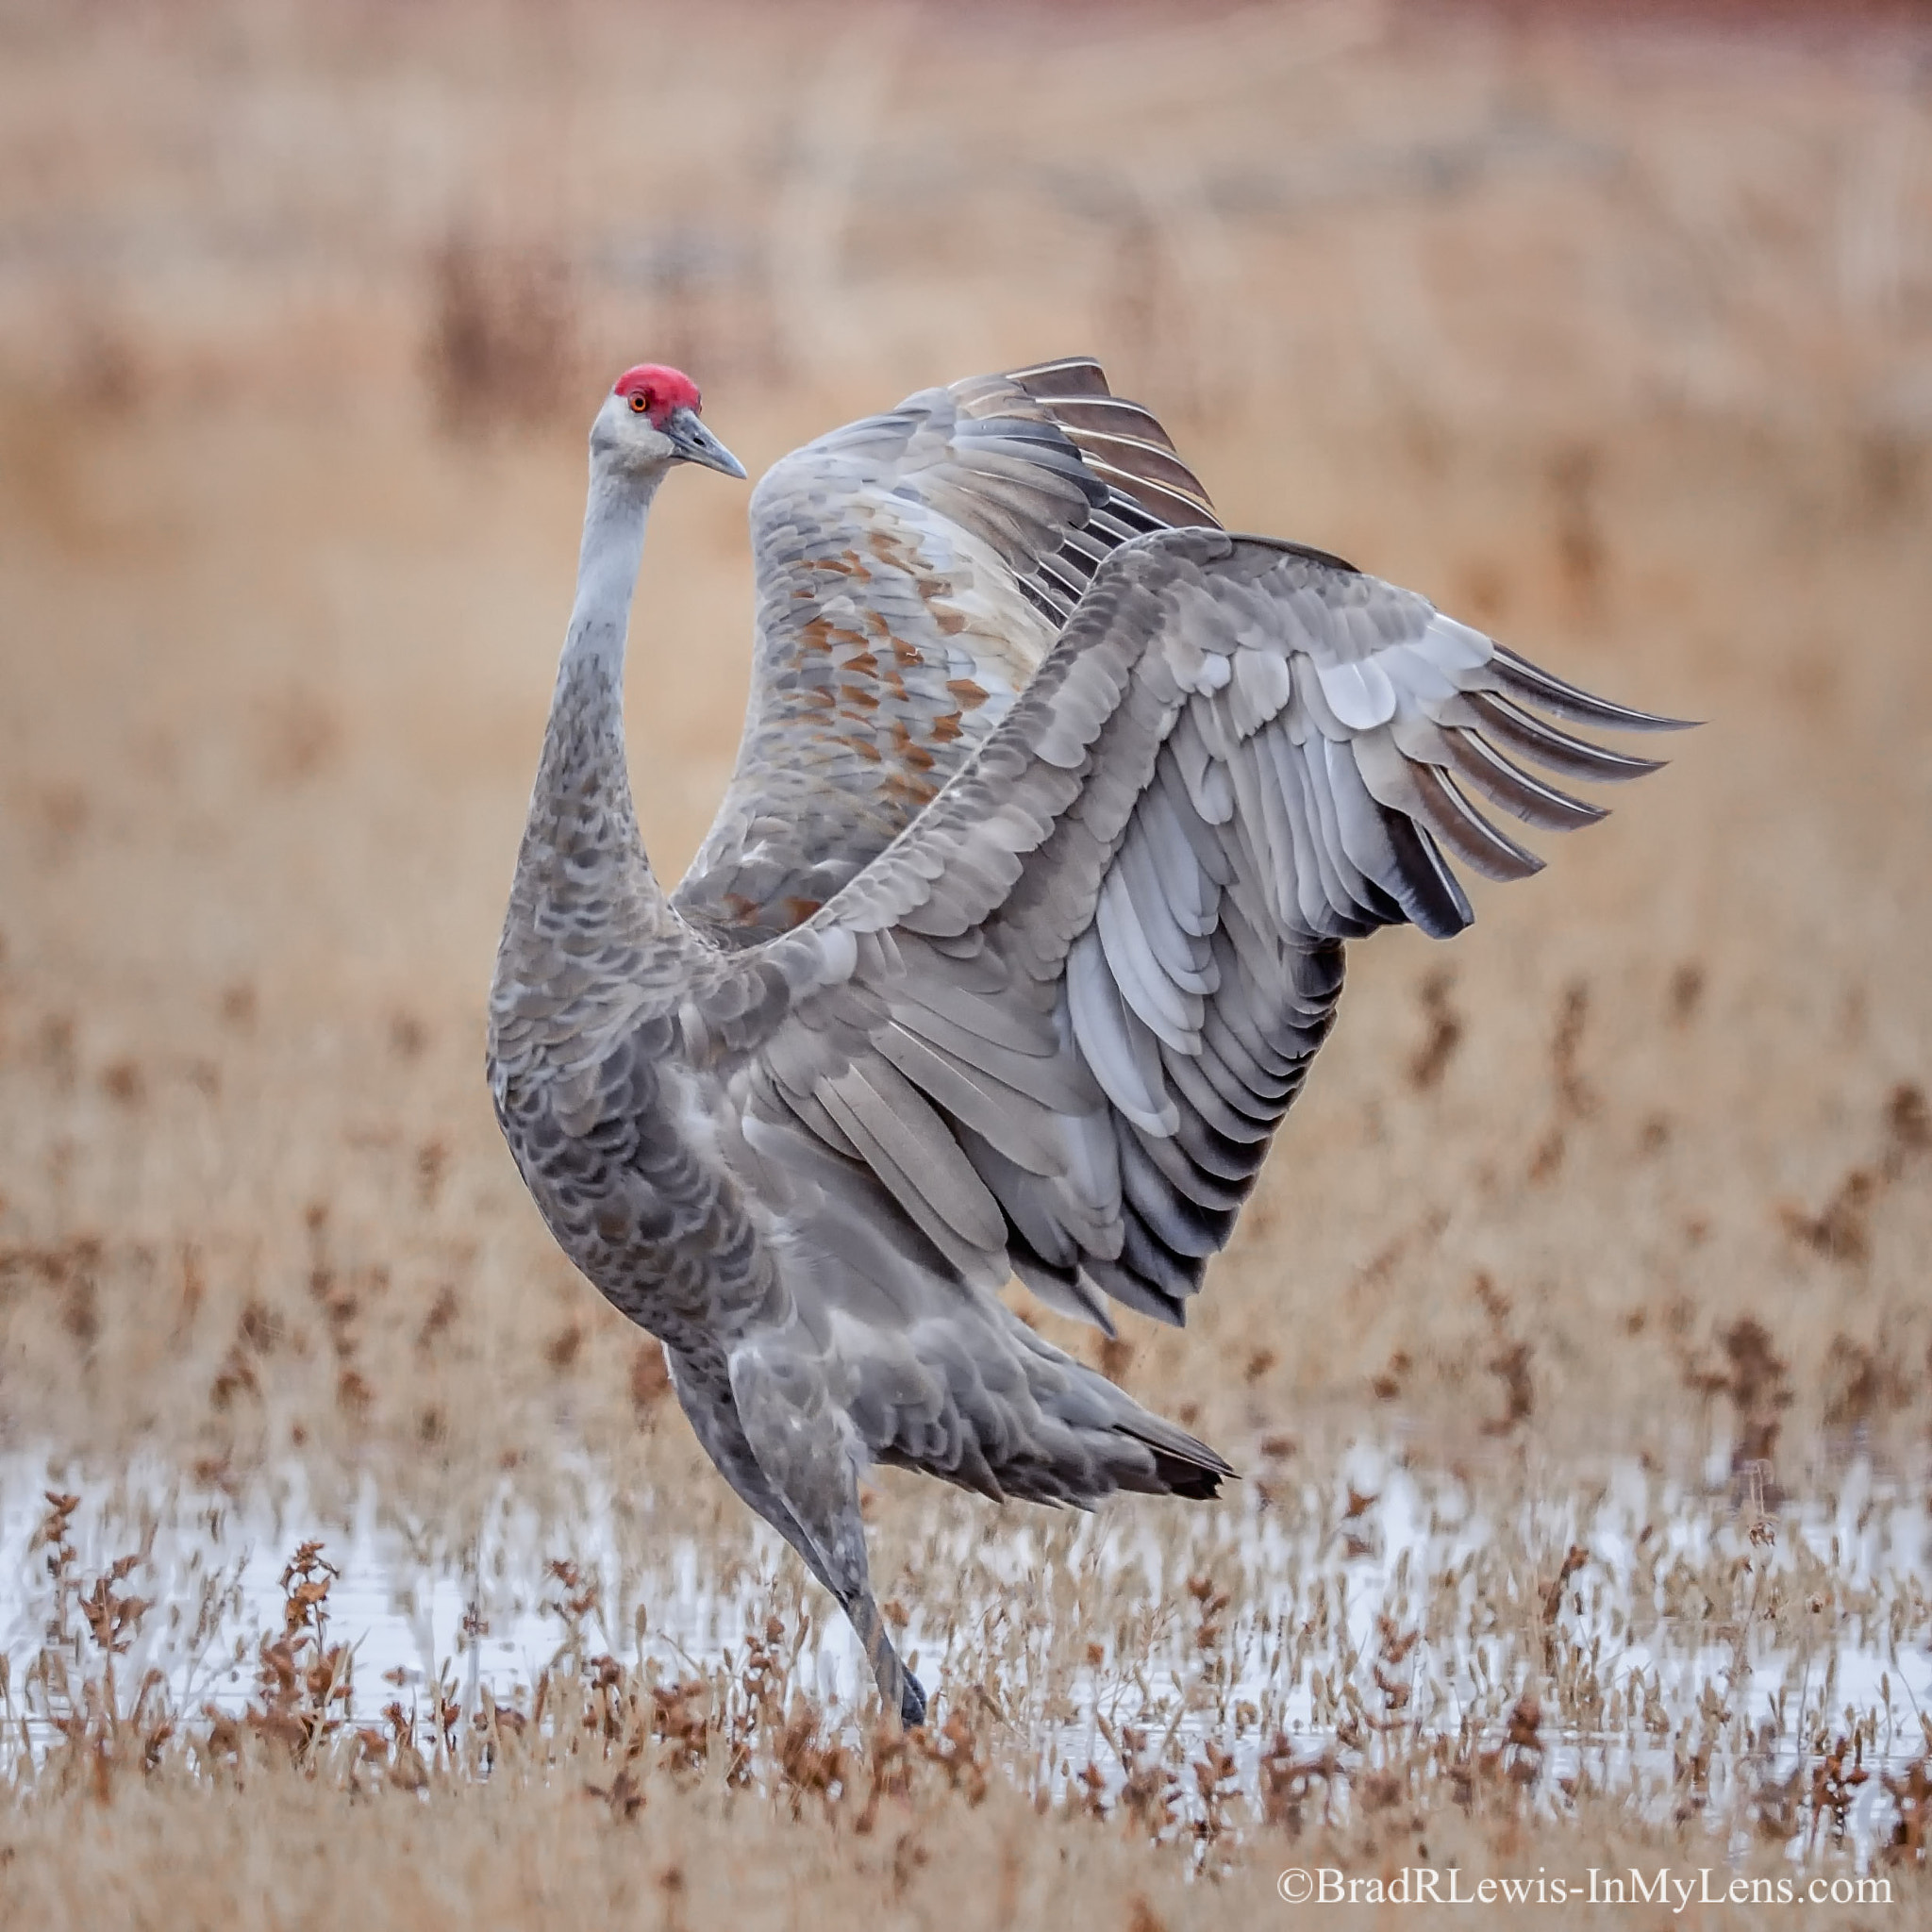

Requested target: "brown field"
[{"left": 2, "top": 1, "right": 1931, "bottom": 1924}]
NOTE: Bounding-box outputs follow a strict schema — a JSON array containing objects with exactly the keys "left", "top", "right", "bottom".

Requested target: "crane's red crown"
[{"left": 613, "top": 364, "right": 701, "bottom": 428}]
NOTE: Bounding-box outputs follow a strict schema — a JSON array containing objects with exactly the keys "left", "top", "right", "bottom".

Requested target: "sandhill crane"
[{"left": 489, "top": 358, "right": 1684, "bottom": 1727}]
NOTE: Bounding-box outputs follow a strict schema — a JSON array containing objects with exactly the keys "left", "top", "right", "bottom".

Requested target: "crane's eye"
[{"left": 627, "top": 391, "right": 652, "bottom": 415}]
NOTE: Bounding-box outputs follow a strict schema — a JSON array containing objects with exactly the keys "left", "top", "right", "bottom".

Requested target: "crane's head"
[{"left": 591, "top": 364, "right": 746, "bottom": 482}]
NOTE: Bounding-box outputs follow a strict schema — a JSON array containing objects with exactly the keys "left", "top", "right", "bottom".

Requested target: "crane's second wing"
[
  {"left": 671, "top": 359, "right": 1219, "bottom": 944},
  {"left": 685, "top": 528, "right": 1687, "bottom": 1333}
]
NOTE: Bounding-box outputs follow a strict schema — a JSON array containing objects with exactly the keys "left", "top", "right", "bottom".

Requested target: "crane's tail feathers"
[
  {"left": 1112, "top": 1418, "right": 1236, "bottom": 1502},
  {"left": 857, "top": 1289, "right": 1237, "bottom": 1508},
  {"left": 1031, "top": 1336, "right": 1237, "bottom": 1505}
]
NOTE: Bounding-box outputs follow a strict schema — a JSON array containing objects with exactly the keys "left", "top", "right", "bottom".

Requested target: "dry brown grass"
[{"left": 3, "top": 0, "right": 1931, "bottom": 1920}]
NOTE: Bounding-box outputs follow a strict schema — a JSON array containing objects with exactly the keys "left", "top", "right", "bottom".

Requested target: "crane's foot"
[{"left": 899, "top": 1669, "right": 927, "bottom": 1730}]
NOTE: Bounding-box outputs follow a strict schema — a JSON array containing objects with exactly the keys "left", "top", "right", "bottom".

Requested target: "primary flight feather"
[{"left": 488, "top": 357, "right": 1686, "bottom": 1727}]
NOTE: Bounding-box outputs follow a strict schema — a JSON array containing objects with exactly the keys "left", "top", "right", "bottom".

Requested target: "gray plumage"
[{"left": 488, "top": 358, "right": 1687, "bottom": 1727}]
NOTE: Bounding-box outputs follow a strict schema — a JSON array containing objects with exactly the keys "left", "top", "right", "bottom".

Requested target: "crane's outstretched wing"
[
  {"left": 685, "top": 528, "right": 1686, "bottom": 1335},
  {"left": 673, "top": 358, "right": 1223, "bottom": 943}
]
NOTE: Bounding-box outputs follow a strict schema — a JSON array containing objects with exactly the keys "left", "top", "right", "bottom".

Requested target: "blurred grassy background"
[{"left": 1, "top": 0, "right": 1928, "bottom": 1509}]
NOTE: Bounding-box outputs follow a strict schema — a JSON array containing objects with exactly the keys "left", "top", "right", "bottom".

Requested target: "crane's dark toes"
[{"left": 899, "top": 1670, "right": 927, "bottom": 1730}]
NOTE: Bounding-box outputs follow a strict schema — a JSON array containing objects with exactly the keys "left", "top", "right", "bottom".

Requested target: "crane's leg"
[{"left": 668, "top": 1343, "right": 925, "bottom": 1728}]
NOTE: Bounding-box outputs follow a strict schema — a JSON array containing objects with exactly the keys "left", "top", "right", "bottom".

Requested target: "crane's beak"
[{"left": 667, "top": 407, "right": 747, "bottom": 480}]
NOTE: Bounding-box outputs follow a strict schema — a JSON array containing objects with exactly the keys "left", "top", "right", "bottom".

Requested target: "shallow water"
[{"left": 4, "top": 1443, "right": 1926, "bottom": 1854}]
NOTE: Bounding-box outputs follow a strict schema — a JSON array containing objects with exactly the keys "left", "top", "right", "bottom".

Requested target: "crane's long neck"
[
  {"left": 512, "top": 462, "right": 676, "bottom": 941},
  {"left": 563, "top": 467, "right": 655, "bottom": 682}
]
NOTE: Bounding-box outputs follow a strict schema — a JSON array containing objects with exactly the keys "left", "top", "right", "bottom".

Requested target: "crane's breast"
[{"left": 491, "top": 1016, "right": 776, "bottom": 1353}]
